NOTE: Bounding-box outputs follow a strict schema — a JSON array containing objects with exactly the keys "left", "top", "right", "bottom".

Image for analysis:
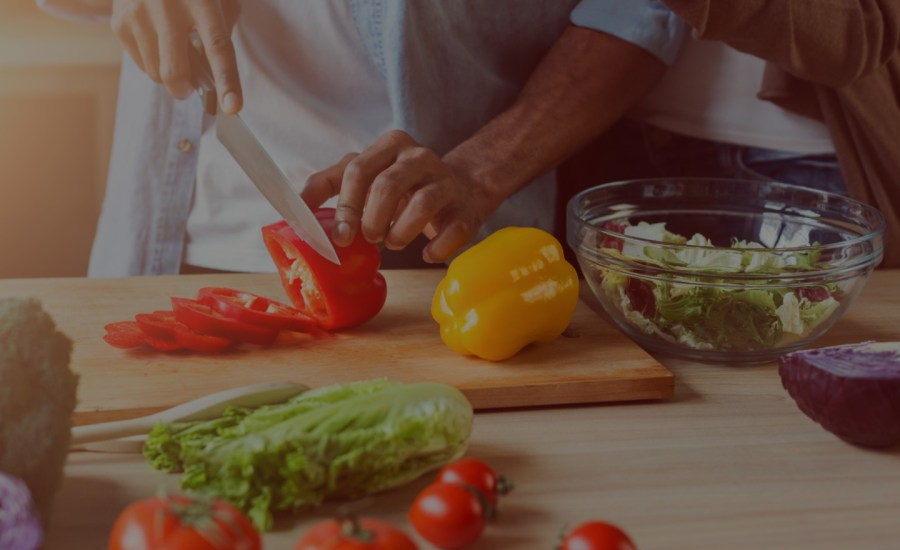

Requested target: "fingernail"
[
  {"left": 222, "top": 92, "right": 239, "bottom": 114},
  {"left": 334, "top": 221, "right": 351, "bottom": 245}
]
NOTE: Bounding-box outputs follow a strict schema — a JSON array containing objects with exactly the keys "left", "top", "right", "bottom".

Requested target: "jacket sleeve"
[
  {"left": 571, "top": 0, "right": 688, "bottom": 66},
  {"left": 661, "top": 0, "right": 900, "bottom": 87},
  {"left": 35, "top": 0, "right": 111, "bottom": 23}
]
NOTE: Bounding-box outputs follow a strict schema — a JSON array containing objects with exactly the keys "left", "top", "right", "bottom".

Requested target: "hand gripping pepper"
[{"left": 431, "top": 227, "right": 579, "bottom": 361}]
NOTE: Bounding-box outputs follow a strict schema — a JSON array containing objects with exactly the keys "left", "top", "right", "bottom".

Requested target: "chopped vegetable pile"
[
  {"left": 143, "top": 379, "right": 474, "bottom": 531},
  {"left": 592, "top": 221, "right": 843, "bottom": 352}
]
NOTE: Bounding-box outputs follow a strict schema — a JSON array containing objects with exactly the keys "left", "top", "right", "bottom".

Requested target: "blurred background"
[{"left": 0, "top": 0, "right": 120, "bottom": 277}]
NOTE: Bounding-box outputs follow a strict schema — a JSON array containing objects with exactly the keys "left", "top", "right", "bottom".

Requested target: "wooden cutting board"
[{"left": 0, "top": 270, "right": 673, "bottom": 424}]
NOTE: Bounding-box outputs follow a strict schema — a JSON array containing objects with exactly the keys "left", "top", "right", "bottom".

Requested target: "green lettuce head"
[{"left": 144, "top": 379, "right": 473, "bottom": 530}]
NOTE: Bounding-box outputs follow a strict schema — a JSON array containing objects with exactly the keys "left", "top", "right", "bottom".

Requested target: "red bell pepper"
[{"left": 262, "top": 208, "right": 387, "bottom": 330}]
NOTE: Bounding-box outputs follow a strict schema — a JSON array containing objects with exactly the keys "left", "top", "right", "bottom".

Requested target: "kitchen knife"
[{"left": 188, "top": 43, "right": 341, "bottom": 265}]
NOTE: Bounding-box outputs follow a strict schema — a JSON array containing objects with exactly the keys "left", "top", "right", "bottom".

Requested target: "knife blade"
[{"left": 188, "top": 41, "right": 341, "bottom": 265}]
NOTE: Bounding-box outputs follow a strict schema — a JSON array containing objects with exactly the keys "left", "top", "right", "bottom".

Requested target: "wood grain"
[{"left": 0, "top": 270, "right": 673, "bottom": 424}]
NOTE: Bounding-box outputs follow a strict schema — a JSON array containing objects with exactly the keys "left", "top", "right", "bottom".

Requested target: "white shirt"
[
  {"left": 184, "top": 0, "right": 394, "bottom": 272},
  {"left": 631, "top": 38, "right": 835, "bottom": 154}
]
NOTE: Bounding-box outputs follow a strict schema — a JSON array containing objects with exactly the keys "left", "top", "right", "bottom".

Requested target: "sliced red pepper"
[
  {"left": 262, "top": 208, "right": 387, "bottom": 330},
  {"left": 172, "top": 323, "right": 233, "bottom": 353},
  {"left": 197, "top": 287, "right": 317, "bottom": 333},
  {"left": 103, "top": 321, "right": 146, "bottom": 349},
  {"left": 171, "top": 297, "right": 278, "bottom": 346},
  {"left": 103, "top": 320, "right": 182, "bottom": 351},
  {"left": 135, "top": 312, "right": 178, "bottom": 340},
  {"left": 138, "top": 310, "right": 233, "bottom": 353}
]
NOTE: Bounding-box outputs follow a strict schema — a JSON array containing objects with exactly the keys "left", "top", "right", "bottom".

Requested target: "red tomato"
[
  {"left": 172, "top": 297, "right": 278, "bottom": 345},
  {"left": 294, "top": 517, "right": 418, "bottom": 550},
  {"left": 560, "top": 521, "right": 637, "bottom": 550},
  {"left": 197, "top": 287, "right": 317, "bottom": 333},
  {"left": 408, "top": 482, "right": 486, "bottom": 549},
  {"left": 108, "top": 494, "right": 261, "bottom": 550},
  {"left": 435, "top": 458, "right": 511, "bottom": 508},
  {"left": 262, "top": 208, "right": 387, "bottom": 331}
]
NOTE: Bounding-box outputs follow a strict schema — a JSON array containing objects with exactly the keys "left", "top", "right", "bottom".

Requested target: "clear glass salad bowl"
[{"left": 566, "top": 178, "right": 886, "bottom": 364}]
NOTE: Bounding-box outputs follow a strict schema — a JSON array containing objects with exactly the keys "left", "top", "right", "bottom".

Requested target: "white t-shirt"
[
  {"left": 184, "top": 0, "right": 394, "bottom": 272},
  {"left": 630, "top": 38, "right": 834, "bottom": 154}
]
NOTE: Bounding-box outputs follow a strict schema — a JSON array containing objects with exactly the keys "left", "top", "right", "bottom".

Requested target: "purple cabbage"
[
  {"left": 0, "top": 471, "right": 43, "bottom": 550},
  {"left": 779, "top": 342, "right": 900, "bottom": 448}
]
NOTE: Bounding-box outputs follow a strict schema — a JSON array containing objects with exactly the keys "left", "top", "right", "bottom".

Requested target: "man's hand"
[
  {"left": 111, "top": 0, "right": 242, "bottom": 113},
  {"left": 301, "top": 130, "right": 503, "bottom": 264}
]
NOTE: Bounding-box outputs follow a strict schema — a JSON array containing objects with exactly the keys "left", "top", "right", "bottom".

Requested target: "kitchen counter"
[{"left": 6, "top": 269, "right": 899, "bottom": 549}]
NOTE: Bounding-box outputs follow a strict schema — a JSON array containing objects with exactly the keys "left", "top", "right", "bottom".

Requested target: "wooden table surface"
[{"left": 24, "top": 269, "right": 900, "bottom": 548}]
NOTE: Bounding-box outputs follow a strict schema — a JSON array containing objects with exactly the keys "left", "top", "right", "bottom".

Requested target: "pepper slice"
[
  {"left": 431, "top": 227, "right": 580, "bottom": 361},
  {"left": 197, "top": 287, "right": 317, "bottom": 333},
  {"left": 171, "top": 297, "right": 278, "bottom": 346},
  {"left": 262, "top": 208, "right": 387, "bottom": 330}
]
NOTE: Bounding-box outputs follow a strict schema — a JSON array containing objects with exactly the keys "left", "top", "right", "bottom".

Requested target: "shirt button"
[{"left": 177, "top": 139, "right": 194, "bottom": 153}]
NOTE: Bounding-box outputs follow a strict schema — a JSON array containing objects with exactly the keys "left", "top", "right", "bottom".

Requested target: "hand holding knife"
[{"left": 187, "top": 39, "right": 342, "bottom": 265}]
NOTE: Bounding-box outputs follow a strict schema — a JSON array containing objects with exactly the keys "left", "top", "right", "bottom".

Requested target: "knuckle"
[
  {"left": 206, "top": 32, "right": 233, "bottom": 53},
  {"left": 369, "top": 175, "right": 402, "bottom": 202},
  {"left": 335, "top": 201, "right": 363, "bottom": 218},
  {"left": 409, "top": 186, "right": 442, "bottom": 213},
  {"left": 402, "top": 146, "right": 438, "bottom": 164},
  {"left": 382, "top": 129, "right": 413, "bottom": 145}
]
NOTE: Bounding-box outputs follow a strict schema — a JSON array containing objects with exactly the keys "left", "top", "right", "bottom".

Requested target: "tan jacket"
[{"left": 663, "top": 0, "right": 900, "bottom": 267}]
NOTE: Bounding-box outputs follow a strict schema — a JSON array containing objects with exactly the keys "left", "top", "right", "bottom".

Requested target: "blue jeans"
[{"left": 615, "top": 120, "right": 847, "bottom": 194}]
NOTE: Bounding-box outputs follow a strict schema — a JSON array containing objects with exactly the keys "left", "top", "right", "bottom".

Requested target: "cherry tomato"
[
  {"left": 408, "top": 482, "right": 486, "bottom": 549},
  {"left": 108, "top": 494, "right": 261, "bottom": 550},
  {"left": 435, "top": 458, "right": 511, "bottom": 508},
  {"left": 560, "top": 521, "right": 637, "bottom": 550},
  {"left": 172, "top": 297, "right": 278, "bottom": 345},
  {"left": 198, "top": 287, "right": 317, "bottom": 333},
  {"left": 294, "top": 517, "right": 418, "bottom": 550}
]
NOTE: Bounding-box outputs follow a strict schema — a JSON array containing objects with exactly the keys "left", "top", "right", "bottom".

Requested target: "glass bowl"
[{"left": 566, "top": 178, "right": 886, "bottom": 364}]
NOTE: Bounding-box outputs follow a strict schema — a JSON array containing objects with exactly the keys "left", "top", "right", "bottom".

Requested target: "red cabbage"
[
  {"left": 0, "top": 471, "right": 43, "bottom": 550},
  {"left": 779, "top": 342, "right": 900, "bottom": 448}
]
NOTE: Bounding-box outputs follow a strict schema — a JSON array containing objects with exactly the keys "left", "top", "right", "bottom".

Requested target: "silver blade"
[{"left": 215, "top": 113, "right": 341, "bottom": 265}]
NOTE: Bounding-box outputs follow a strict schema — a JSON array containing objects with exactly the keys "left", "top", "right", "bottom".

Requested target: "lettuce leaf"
[
  {"left": 143, "top": 379, "right": 473, "bottom": 530},
  {"left": 596, "top": 221, "right": 842, "bottom": 351}
]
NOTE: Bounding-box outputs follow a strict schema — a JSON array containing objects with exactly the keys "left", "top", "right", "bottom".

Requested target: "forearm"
[
  {"left": 36, "top": 0, "right": 112, "bottom": 22},
  {"left": 662, "top": 0, "right": 900, "bottom": 86},
  {"left": 443, "top": 25, "right": 666, "bottom": 211}
]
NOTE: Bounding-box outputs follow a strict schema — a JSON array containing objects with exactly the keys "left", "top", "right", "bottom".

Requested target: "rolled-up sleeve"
[{"left": 571, "top": 0, "right": 688, "bottom": 65}]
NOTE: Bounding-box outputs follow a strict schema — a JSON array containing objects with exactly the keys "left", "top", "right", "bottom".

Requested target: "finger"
[
  {"left": 301, "top": 153, "right": 357, "bottom": 208},
  {"left": 384, "top": 184, "right": 451, "bottom": 250},
  {"left": 333, "top": 133, "right": 410, "bottom": 245},
  {"left": 116, "top": 27, "right": 146, "bottom": 73},
  {"left": 194, "top": 1, "right": 242, "bottom": 114},
  {"left": 361, "top": 161, "right": 439, "bottom": 245},
  {"left": 132, "top": 17, "right": 161, "bottom": 82},
  {"left": 422, "top": 218, "right": 477, "bottom": 264},
  {"left": 154, "top": 2, "right": 192, "bottom": 99}
]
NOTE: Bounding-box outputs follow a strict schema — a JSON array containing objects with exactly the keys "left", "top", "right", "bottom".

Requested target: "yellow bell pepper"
[{"left": 431, "top": 226, "right": 579, "bottom": 361}]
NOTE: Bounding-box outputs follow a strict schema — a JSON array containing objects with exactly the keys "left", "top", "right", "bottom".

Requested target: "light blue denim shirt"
[{"left": 77, "top": 0, "right": 685, "bottom": 276}]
